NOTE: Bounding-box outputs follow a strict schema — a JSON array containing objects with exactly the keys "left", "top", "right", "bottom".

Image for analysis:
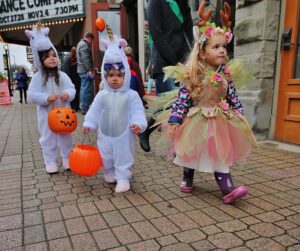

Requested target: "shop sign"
[{"left": 0, "top": 0, "right": 85, "bottom": 28}]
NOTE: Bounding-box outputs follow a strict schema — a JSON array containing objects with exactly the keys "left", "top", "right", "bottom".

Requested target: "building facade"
[
  {"left": 235, "top": 0, "right": 300, "bottom": 144},
  {"left": 0, "top": 0, "right": 299, "bottom": 144}
]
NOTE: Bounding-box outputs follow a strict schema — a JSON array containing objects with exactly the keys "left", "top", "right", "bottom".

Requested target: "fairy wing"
[
  {"left": 163, "top": 63, "right": 187, "bottom": 83},
  {"left": 227, "top": 59, "right": 254, "bottom": 89}
]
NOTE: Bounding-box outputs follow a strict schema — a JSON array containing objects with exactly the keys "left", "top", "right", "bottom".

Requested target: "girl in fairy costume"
[{"left": 163, "top": 2, "right": 257, "bottom": 204}]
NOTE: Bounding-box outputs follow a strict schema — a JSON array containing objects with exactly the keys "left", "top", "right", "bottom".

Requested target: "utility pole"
[{"left": 3, "top": 43, "right": 13, "bottom": 97}]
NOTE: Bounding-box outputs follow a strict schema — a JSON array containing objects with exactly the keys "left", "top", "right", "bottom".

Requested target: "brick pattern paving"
[{"left": 0, "top": 100, "right": 299, "bottom": 250}]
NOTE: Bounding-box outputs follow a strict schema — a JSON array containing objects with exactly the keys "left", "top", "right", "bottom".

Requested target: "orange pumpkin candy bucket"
[
  {"left": 48, "top": 107, "right": 77, "bottom": 134},
  {"left": 69, "top": 144, "right": 103, "bottom": 176}
]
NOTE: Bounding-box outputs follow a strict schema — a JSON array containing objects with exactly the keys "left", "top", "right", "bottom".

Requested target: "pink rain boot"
[
  {"left": 180, "top": 167, "right": 194, "bottom": 193},
  {"left": 180, "top": 181, "right": 193, "bottom": 193},
  {"left": 214, "top": 172, "right": 248, "bottom": 204},
  {"left": 223, "top": 186, "right": 248, "bottom": 204}
]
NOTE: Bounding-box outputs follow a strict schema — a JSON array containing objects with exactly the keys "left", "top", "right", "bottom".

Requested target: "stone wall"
[{"left": 234, "top": 0, "right": 280, "bottom": 139}]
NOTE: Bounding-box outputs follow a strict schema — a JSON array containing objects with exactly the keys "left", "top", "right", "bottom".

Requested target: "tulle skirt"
[{"left": 156, "top": 107, "right": 258, "bottom": 172}]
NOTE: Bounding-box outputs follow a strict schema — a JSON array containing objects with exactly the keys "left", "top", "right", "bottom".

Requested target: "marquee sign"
[{"left": 0, "top": 0, "right": 85, "bottom": 28}]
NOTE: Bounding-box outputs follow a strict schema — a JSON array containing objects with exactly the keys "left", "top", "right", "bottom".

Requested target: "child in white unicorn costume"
[
  {"left": 26, "top": 24, "right": 76, "bottom": 174},
  {"left": 83, "top": 26, "right": 147, "bottom": 193}
]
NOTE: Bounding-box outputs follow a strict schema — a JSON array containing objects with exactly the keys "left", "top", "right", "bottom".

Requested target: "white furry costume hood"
[
  {"left": 25, "top": 24, "right": 60, "bottom": 70},
  {"left": 100, "top": 36, "right": 130, "bottom": 92}
]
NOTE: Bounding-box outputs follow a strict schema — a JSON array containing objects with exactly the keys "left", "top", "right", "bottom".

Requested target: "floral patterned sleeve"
[
  {"left": 226, "top": 79, "right": 244, "bottom": 114},
  {"left": 168, "top": 85, "right": 192, "bottom": 125}
]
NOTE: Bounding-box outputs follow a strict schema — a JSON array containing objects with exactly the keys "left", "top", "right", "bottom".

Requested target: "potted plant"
[{"left": 0, "top": 72, "right": 9, "bottom": 102}]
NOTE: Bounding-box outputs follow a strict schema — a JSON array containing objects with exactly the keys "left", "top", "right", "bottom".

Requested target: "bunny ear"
[
  {"left": 119, "top": 39, "right": 127, "bottom": 49},
  {"left": 100, "top": 39, "right": 109, "bottom": 49},
  {"left": 193, "top": 26, "right": 200, "bottom": 43},
  {"left": 25, "top": 30, "right": 33, "bottom": 39}
]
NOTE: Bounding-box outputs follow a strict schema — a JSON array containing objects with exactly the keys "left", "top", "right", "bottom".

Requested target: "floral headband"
[{"left": 193, "top": 1, "right": 233, "bottom": 50}]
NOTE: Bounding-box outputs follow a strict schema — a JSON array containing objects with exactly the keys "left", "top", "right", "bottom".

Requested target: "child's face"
[
  {"left": 201, "top": 34, "right": 227, "bottom": 70},
  {"left": 43, "top": 49, "right": 58, "bottom": 68},
  {"left": 106, "top": 70, "right": 125, "bottom": 89}
]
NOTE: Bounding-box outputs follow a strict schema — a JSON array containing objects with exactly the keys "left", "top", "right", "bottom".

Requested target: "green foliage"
[{"left": 0, "top": 72, "right": 6, "bottom": 82}]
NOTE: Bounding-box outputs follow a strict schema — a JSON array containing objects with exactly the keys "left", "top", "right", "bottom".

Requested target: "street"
[{"left": 0, "top": 96, "right": 299, "bottom": 250}]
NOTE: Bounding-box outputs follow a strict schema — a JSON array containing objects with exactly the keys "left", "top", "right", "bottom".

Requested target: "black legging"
[{"left": 19, "top": 88, "right": 27, "bottom": 103}]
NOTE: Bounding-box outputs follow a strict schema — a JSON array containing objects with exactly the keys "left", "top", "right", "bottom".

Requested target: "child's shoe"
[
  {"left": 46, "top": 163, "right": 58, "bottom": 174},
  {"left": 104, "top": 174, "right": 116, "bottom": 183},
  {"left": 63, "top": 159, "right": 70, "bottom": 171},
  {"left": 223, "top": 186, "right": 248, "bottom": 204},
  {"left": 115, "top": 180, "right": 130, "bottom": 193},
  {"left": 180, "top": 180, "right": 193, "bottom": 193},
  {"left": 180, "top": 167, "right": 194, "bottom": 193}
]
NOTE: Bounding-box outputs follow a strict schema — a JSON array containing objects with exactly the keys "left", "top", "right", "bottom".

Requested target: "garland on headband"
[{"left": 193, "top": 1, "right": 233, "bottom": 49}]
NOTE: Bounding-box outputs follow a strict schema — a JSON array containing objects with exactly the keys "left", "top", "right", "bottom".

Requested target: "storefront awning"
[{"left": 1, "top": 20, "right": 81, "bottom": 46}]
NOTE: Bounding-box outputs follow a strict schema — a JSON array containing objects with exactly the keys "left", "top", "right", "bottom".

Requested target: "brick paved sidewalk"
[{"left": 0, "top": 99, "right": 299, "bottom": 251}]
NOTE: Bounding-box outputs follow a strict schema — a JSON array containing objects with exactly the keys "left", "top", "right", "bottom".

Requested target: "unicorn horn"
[
  {"left": 36, "top": 20, "right": 43, "bottom": 30},
  {"left": 106, "top": 23, "right": 114, "bottom": 41}
]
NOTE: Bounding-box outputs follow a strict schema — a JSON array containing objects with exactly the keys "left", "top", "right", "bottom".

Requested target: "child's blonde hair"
[
  {"left": 185, "top": 31, "right": 227, "bottom": 100},
  {"left": 184, "top": 42, "right": 206, "bottom": 100}
]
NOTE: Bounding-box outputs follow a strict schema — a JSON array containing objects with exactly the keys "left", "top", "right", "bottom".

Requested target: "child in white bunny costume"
[
  {"left": 26, "top": 24, "right": 76, "bottom": 174},
  {"left": 83, "top": 29, "right": 147, "bottom": 193}
]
